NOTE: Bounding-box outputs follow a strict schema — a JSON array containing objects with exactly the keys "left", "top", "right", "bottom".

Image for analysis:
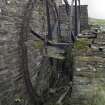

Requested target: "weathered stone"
[{"left": 70, "top": 29, "right": 105, "bottom": 105}]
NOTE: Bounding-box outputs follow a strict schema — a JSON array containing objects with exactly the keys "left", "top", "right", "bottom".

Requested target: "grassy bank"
[{"left": 89, "top": 17, "right": 105, "bottom": 25}]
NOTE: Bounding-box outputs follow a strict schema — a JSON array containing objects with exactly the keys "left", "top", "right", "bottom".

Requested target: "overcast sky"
[
  {"left": 67, "top": 0, "right": 105, "bottom": 19},
  {"left": 88, "top": 0, "right": 105, "bottom": 19}
]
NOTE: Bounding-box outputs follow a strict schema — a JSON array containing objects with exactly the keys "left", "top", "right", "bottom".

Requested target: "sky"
[
  {"left": 67, "top": 0, "right": 105, "bottom": 19},
  {"left": 88, "top": 0, "right": 105, "bottom": 19}
]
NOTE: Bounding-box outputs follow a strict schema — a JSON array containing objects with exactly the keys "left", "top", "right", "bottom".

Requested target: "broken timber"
[
  {"left": 78, "top": 34, "right": 97, "bottom": 39},
  {"left": 45, "top": 46, "right": 65, "bottom": 60},
  {"left": 30, "top": 29, "right": 72, "bottom": 60},
  {"left": 31, "top": 29, "right": 71, "bottom": 48}
]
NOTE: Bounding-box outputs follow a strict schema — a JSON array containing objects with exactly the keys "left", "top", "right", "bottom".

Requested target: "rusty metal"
[{"left": 18, "top": 0, "right": 41, "bottom": 104}]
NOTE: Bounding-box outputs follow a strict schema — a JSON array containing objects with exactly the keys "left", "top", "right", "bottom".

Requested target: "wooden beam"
[
  {"left": 31, "top": 29, "right": 45, "bottom": 41},
  {"left": 78, "top": 0, "right": 81, "bottom": 34},
  {"left": 30, "top": 29, "right": 72, "bottom": 49},
  {"left": 45, "top": 0, "right": 52, "bottom": 40},
  {"left": 75, "top": 0, "right": 78, "bottom": 36},
  {"left": 45, "top": 46, "right": 65, "bottom": 60},
  {"left": 78, "top": 34, "right": 97, "bottom": 39}
]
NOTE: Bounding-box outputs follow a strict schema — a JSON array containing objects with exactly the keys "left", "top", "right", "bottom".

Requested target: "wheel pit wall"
[
  {"left": 0, "top": 0, "right": 74, "bottom": 105},
  {"left": 0, "top": 0, "right": 31, "bottom": 105}
]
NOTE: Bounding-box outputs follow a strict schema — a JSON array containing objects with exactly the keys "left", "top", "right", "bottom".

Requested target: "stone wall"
[
  {"left": 70, "top": 30, "right": 105, "bottom": 105},
  {"left": 0, "top": 0, "right": 27, "bottom": 105},
  {"left": 80, "top": 5, "right": 88, "bottom": 30},
  {"left": 0, "top": 0, "right": 49, "bottom": 105}
]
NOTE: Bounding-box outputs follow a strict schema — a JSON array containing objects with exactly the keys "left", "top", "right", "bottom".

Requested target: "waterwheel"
[{"left": 0, "top": 0, "right": 73, "bottom": 105}]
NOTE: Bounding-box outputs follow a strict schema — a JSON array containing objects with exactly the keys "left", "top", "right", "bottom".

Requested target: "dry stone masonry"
[
  {"left": 70, "top": 30, "right": 105, "bottom": 105},
  {"left": 0, "top": 0, "right": 48, "bottom": 105}
]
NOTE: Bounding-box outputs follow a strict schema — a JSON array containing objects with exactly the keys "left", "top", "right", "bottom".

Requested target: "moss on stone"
[
  {"left": 33, "top": 40, "right": 44, "bottom": 49},
  {"left": 74, "top": 39, "right": 89, "bottom": 51},
  {"left": 77, "top": 56, "right": 104, "bottom": 62},
  {"left": 92, "top": 84, "right": 105, "bottom": 105}
]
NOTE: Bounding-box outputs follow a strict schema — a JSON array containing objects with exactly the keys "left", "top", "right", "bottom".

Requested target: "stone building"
[
  {"left": 80, "top": 5, "right": 88, "bottom": 30},
  {"left": 59, "top": 4, "right": 88, "bottom": 31},
  {"left": 55, "top": 0, "right": 88, "bottom": 31}
]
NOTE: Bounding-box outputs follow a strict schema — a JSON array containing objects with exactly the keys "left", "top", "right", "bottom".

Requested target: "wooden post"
[
  {"left": 75, "top": 0, "right": 78, "bottom": 36},
  {"left": 45, "top": 0, "right": 52, "bottom": 40},
  {"left": 57, "top": 5, "right": 62, "bottom": 42},
  {"left": 78, "top": 0, "right": 81, "bottom": 34}
]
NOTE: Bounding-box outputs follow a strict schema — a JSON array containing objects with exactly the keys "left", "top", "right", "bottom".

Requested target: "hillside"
[{"left": 89, "top": 17, "right": 105, "bottom": 25}]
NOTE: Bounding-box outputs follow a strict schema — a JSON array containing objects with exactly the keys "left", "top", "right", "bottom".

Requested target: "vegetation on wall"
[
  {"left": 74, "top": 38, "right": 89, "bottom": 51},
  {"left": 92, "top": 83, "right": 105, "bottom": 105},
  {"left": 33, "top": 40, "right": 44, "bottom": 49}
]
